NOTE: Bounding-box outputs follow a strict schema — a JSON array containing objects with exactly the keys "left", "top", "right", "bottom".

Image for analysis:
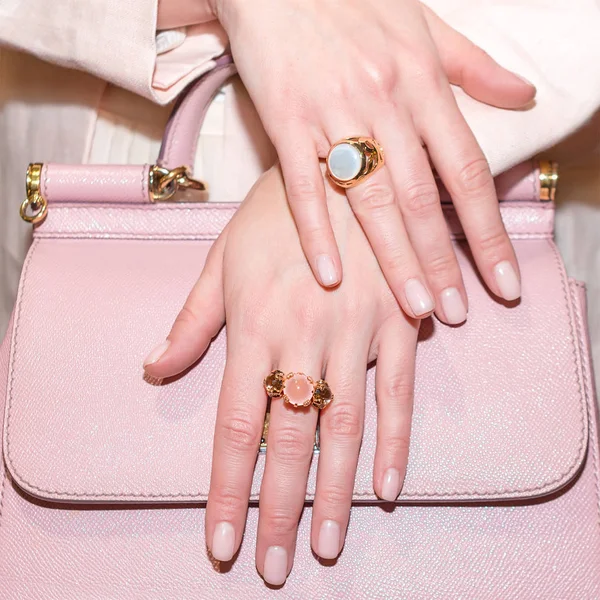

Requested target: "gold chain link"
[
  {"left": 149, "top": 165, "right": 207, "bottom": 202},
  {"left": 20, "top": 163, "right": 48, "bottom": 224}
]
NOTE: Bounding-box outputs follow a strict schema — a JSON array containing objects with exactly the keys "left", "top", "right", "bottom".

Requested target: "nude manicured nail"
[
  {"left": 380, "top": 468, "right": 401, "bottom": 501},
  {"left": 440, "top": 287, "right": 467, "bottom": 325},
  {"left": 263, "top": 546, "right": 288, "bottom": 586},
  {"left": 143, "top": 340, "right": 170, "bottom": 368},
  {"left": 512, "top": 71, "right": 535, "bottom": 88},
  {"left": 317, "top": 520, "right": 340, "bottom": 559},
  {"left": 494, "top": 261, "right": 521, "bottom": 301},
  {"left": 211, "top": 522, "right": 235, "bottom": 562},
  {"left": 316, "top": 254, "right": 339, "bottom": 287},
  {"left": 404, "top": 279, "right": 434, "bottom": 316}
]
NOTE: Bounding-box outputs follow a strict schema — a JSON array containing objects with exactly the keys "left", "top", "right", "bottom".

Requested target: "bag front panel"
[{"left": 0, "top": 280, "right": 599, "bottom": 599}]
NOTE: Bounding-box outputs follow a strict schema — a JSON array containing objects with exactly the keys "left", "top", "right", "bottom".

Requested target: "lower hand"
[{"left": 144, "top": 165, "right": 419, "bottom": 585}]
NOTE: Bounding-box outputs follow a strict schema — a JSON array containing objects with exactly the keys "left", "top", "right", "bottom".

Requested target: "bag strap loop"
[{"left": 158, "top": 54, "right": 237, "bottom": 174}]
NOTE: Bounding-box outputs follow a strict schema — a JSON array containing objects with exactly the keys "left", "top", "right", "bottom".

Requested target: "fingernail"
[
  {"left": 143, "top": 340, "right": 170, "bottom": 368},
  {"left": 512, "top": 71, "right": 535, "bottom": 87},
  {"left": 211, "top": 522, "right": 236, "bottom": 562},
  {"left": 263, "top": 546, "right": 288, "bottom": 586},
  {"left": 440, "top": 287, "right": 467, "bottom": 325},
  {"left": 380, "top": 468, "right": 401, "bottom": 501},
  {"left": 404, "top": 279, "right": 434, "bottom": 316},
  {"left": 316, "top": 254, "right": 339, "bottom": 287},
  {"left": 494, "top": 261, "right": 521, "bottom": 301},
  {"left": 317, "top": 520, "right": 341, "bottom": 559}
]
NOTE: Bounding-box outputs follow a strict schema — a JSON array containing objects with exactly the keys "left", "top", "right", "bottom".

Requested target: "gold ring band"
[
  {"left": 326, "top": 137, "right": 385, "bottom": 188},
  {"left": 264, "top": 370, "right": 333, "bottom": 410}
]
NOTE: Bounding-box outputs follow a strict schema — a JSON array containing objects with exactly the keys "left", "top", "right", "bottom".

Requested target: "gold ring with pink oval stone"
[{"left": 264, "top": 370, "right": 334, "bottom": 410}]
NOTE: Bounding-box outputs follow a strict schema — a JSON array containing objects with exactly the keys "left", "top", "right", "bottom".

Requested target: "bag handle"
[{"left": 158, "top": 54, "right": 237, "bottom": 173}]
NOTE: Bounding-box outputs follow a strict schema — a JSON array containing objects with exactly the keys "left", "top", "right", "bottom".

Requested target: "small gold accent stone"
[
  {"left": 264, "top": 370, "right": 285, "bottom": 397},
  {"left": 313, "top": 380, "right": 333, "bottom": 409}
]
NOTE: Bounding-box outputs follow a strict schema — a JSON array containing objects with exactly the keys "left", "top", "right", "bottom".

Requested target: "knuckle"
[
  {"left": 424, "top": 251, "right": 458, "bottom": 281},
  {"left": 299, "top": 222, "right": 328, "bottom": 248},
  {"left": 263, "top": 509, "right": 299, "bottom": 537},
  {"left": 210, "top": 487, "right": 247, "bottom": 518},
  {"left": 268, "top": 426, "right": 314, "bottom": 464},
  {"left": 402, "top": 181, "right": 440, "bottom": 219},
  {"left": 455, "top": 158, "right": 493, "bottom": 197},
  {"left": 477, "top": 227, "right": 510, "bottom": 260},
  {"left": 286, "top": 176, "right": 321, "bottom": 205},
  {"left": 174, "top": 304, "right": 201, "bottom": 331},
  {"left": 361, "top": 60, "right": 398, "bottom": 99},
  {"left": 404, "top": 54, "right": 445, "bottom": 92},
  {"left": 318, "top": 483, "right": 351, "bottom": 510},
  {"left": 383, "top": 249, "right": 409, "bottom": 277},
  {"left": 383, "top": 434, "right": 412, "bottom": 459},
  {"left": 343, "top": 295, "right": 367, "bottom": 325},
  {"left": 382, "top": 373, "right": 414, "bottom": 407},
  {"left": 324, "top": 401, "right": 363, "bottom": 441},
  {"left": 355, "top": 182, "right": 396, "bottom": 214},
  {"left": 219, "top": 414, "right": 262, "bottom": 453}
]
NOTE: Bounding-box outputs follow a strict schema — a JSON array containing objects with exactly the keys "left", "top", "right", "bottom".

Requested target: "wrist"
[
  {"left": 157, "top": 0, "right": 218, "bottom": 30},
  {"left": 208, "top": 0, "right": 245, "bottom": 31}
]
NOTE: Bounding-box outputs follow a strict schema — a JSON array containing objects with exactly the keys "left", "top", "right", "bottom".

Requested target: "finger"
[
  {"left": 423, "top": 6, "right": 536, "bottom": 109},
  {"left": 143, "top": 228, "right": 227, "bottom": 378},
  {"left": 205, "top": 337, "right": 271, "bottom": 563},
  {"left": 414, "top": 90, "right": 521, "bottom": 302},
  {"left": 345, "top": 167, "right": 435, "bottom": 319},
  {"left": 256, "top": 356, "right": 321, "bottom": 586},
  {"left": 311, "top": 340, "right": 368, "bottom": 560},
  {"left": 375, "top": 115, "right": 468, "bottom": 325},
  {"left": 274, "top": 122, "right": 342, "bottom": 288},
  {"left": 373, "top": 313, "right": 419, "bottom": 501}
]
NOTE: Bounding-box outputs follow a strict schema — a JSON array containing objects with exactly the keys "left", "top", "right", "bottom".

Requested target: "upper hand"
[{"left": 207, "top": 0, "right": 534, "bottom": 322}]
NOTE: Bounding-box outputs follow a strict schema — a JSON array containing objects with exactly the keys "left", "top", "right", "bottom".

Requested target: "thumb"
[
  {"left": 423, "top": 6, "right": 537, "bottom": 109},
  {"left": 143, "top": 228, "right": 227, "bottom": 378}
]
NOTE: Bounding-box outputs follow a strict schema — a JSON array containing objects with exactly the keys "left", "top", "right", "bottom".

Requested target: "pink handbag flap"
[{"left": 2, "top": 200, "right": 588, "bottom": 505}]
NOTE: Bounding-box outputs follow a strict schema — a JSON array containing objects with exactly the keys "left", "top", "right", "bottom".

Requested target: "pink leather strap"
[
  {"left": 41, "top": 164, "right": 150, "bottom": 205},
  {"left": 158, "top": 55, "right": 237, "bottom": 173}
]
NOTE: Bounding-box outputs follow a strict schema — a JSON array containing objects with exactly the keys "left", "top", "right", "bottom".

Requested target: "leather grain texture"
[{"left": 42, "top": 164, "right": 151, "bottom": 205}]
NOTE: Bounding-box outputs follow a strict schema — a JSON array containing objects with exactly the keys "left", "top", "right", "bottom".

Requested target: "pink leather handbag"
[{"left": 1, "top": 57, "right": 599, "bottom": 599}]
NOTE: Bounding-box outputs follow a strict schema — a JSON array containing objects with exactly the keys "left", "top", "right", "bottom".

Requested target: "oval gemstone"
[
  {"left": 283, "top": 373, "right": 314, "bottom": 407},
  {"left": 327, "top": 143, "right": 362, "bottom": 181}
]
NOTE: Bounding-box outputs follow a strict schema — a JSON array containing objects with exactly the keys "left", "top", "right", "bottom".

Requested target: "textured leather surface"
[
  {"left": 34, "top": 201, "right": 555, "bottom": 239},
  {"left": 2, "top": 200, "right": 586, "bottom": 505},
  {"left": 0, "top": 279, "right": 598, "bottom": 599},
  {"left": 42, "top": 164, "right": 151, "bottom": 204}
]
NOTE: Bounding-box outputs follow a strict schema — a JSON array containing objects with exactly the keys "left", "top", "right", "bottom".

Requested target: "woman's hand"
[
  {"left": 144, "top": 166, "right": 419, "bottom": 585},
  {"left": 202, "top": 0, "right": 533, "bottom": 323}
]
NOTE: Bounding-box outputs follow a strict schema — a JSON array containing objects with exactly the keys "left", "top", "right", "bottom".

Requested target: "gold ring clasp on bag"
[
  {"left": 149, "top": 165, "right": 208, "bottom": 203},
  {"left": 20, "top": 163, "right": 48, "bottom": 225}
]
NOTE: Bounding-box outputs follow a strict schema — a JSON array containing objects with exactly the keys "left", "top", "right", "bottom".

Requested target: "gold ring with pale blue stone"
[
  {"left": 326, "top": 137, "right": 385, "bottom": 188},
  {"left": 264, "top": 370, "right": 334, "bottom": 410}
]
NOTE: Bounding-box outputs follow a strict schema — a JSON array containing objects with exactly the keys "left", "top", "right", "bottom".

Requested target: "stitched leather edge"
[
  {"left": 569, "top": 279, "right": 600, "bottom": 527},
  {"left": 2, "top": 231, "right": 589, "bottom": 503}
]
